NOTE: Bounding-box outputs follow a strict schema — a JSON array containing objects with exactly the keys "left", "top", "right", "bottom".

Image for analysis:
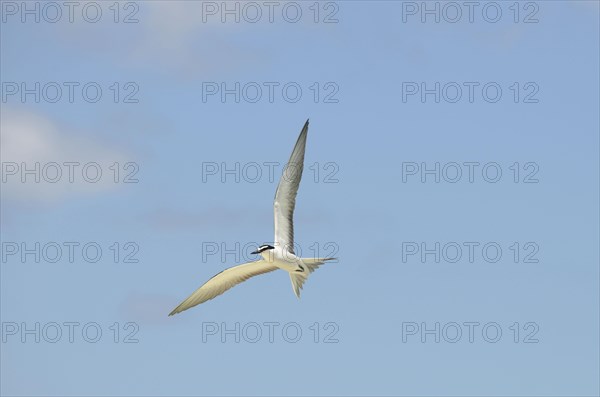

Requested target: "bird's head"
[{"left": 251, "top": 244, "right": 275, "bottom": 255}]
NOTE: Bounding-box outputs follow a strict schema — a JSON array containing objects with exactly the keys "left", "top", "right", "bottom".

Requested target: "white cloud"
[
  {"left": 127, "top": 2, "right": 259, "bottom": 77},
  {"left": 1, "top": 107, "right": 131, "bottom": 202},
  {"left": 47, "top": 2, "right": 284, "bottom": 78}
]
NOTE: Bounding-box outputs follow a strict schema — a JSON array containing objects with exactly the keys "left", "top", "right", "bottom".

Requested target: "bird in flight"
[{"left": 169, "top": 119, "right": 335, "bottom": 315}]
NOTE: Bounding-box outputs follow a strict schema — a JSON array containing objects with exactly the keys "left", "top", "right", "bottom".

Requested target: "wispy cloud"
[
  {"left": 129, "top": 2, "right": 263, "bottom": 77},
  {"left": 1, "top": 107, "right": 131, "bottom": 202}
]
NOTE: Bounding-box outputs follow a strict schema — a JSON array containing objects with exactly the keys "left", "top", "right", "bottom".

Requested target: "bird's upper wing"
[
  {"left": 274, "top": 119, "right": 309, "bottom": 254},
  {"left": 168, "top": 260, "right": 278, "bottom": 315}
]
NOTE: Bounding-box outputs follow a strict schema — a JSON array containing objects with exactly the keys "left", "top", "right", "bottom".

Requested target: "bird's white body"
[
  {"left": 169, "top": 120, "right": 335, "bottom": 316},
  {"left": 259, "top": 245, "right": 303, "bottom": 271}
]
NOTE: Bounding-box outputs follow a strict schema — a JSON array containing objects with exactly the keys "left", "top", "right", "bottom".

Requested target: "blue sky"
[{"left": 1, "top": 1, "right": 599, "bottom": 396}]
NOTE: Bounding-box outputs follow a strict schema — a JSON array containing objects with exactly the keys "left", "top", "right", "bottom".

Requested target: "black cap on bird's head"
[{"left": 251, "top": 244, "right": 275, "bottom": 255}]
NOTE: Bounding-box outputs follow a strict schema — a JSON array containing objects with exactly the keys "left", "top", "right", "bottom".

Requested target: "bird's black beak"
[{"left": 251, "top": 250, "right": 259, "bottom": 255}]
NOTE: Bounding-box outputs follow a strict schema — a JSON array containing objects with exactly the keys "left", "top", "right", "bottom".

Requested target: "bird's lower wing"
[{"left": 169, "top": 260, "right": 278, "bottom": 316}]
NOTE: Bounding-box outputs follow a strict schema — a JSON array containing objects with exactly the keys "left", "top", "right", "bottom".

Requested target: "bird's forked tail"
[{"left": 289, "top": 257, "right": 336, "bottom": 298}]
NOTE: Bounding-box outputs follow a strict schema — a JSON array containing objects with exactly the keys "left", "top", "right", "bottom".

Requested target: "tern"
[{"left": 169, "top": 119, "right": 335, "bottom": 315}]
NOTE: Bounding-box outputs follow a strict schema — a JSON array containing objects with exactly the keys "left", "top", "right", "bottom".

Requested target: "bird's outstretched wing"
[
  {"left": 274, "top": 119, "right": 309, "bottom": 254},
  {"left": 168, "top": 261, "right": 278, "bottom": 315}
]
